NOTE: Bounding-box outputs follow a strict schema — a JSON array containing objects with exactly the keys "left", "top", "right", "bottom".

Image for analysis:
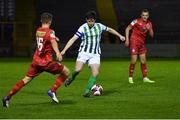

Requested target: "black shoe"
[
  {"left": 64, "top": 79, "right": 73, "bottom": 87},
  {"left": 83, "top": 91, "right": 92, "bottom": 98},
  {"left": 2, "top": 96, "right": 9, "bottom": 108}
]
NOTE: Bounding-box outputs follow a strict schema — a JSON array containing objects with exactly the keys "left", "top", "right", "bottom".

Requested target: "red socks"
[
  {"left": 129, "top": 63, "right": 135, "bottom": 77},
  {"left": 129, "top": 63, "right": 148, "bottom": 78},
  {"left": 6, "top": 75, "right": 68, "bottom": 99},
  {"left": 7, "top": 80, "right": 25, "bottom": 99},
  {"left": 141, "top": 63, "right": 147, "bottom": 78},
  {"left": 51, "top": 75, "right": 68, "bottom": 92}
]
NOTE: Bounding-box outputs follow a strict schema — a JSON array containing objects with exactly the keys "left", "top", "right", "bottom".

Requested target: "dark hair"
[
  {"left": 86, "top": 10, "right": 96, "bottom": 20},
  {"left": 141, "top": 9, "right": 149, "bottom": 14},
  {"left": 41, "top": 12, "right": 53, "bottom": 24}
]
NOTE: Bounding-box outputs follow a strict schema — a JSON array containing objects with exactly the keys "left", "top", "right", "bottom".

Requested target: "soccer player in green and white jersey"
[{"left": 61, "top": 11, "right": 125, "bottom": 97}]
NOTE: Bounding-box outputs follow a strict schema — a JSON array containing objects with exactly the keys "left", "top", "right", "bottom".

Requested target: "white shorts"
[{"left": 76, "top": 52, "right": 100, "bottom": 65}]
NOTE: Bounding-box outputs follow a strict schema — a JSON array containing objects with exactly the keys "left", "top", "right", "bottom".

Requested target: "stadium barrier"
[{"left": 101, "top": 44, "right": 180, "bottom": 58}]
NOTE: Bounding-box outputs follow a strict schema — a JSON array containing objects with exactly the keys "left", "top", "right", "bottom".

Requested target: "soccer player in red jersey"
[
  {"left": 125, "top": 9, "right": 155, "bottom": 84},
  {"left": 2, "top": 12, "right": 70, "bottom": 107}
]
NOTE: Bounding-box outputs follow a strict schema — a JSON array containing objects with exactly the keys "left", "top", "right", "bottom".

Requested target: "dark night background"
[{"left": 0, "top": 0, "right": 180, "bottom": 57}]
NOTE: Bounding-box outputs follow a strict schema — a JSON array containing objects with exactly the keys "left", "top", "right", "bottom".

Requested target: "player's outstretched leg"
[
  {"left": 2, "top": 76, "right": 32, "bottom": 107},
  {"left": 65, "top": 61, "right": 84, "bottom": 87},
  {"left": 48, "top": 66, "right": 69, "bottom": 103},
  {"left": 83, "top": 64, "right": 99, "bottom": 97},
  {"left": 83, "top": 76, "right": 96, "bottom": 97},
  {"left": 65, "top": 71, "right": 79, "bottom": 87},
  {"left": 48, "top": 75, "right": 67, "bottom": 103}
]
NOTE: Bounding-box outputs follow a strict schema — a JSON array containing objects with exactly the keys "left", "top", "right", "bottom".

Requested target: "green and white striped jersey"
[{"left": 75, "top": 23, "right": 108, "bottom": 54}]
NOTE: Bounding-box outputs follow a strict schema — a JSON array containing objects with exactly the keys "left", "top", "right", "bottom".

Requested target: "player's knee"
[
  {"left": 131, "top": 58, "right": 137, "bottom": 64},
  {"left": 62, "top": 66, "right": 70, "bottom": 77},
  {"left": 75, "top": 67, "right": 82, "bottom": 73},
  {"left": 92, "top": 70, "right": 99, "bottom": 77},
  {"left": 131, "top": 61, "right": 136, "bottom": 64},
  {"left": 131, "top": 60, "right": 136, "bottom": 64},
  {"left": 140, "top": 59, "right": 146, "bottom": 64},
  {"left": 141, "top": 60, "right": 146, "bottom": 64},
  {"left": 23, "top": 76, "right": 32, "bottom": 84}
]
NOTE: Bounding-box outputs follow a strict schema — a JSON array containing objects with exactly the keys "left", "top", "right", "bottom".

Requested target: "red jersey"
[
  {"left": 129, "top": 18, "right": 152, "bottom": 45},
  {"left": 33, "top": 27, "right": 58, "bottom": 66}
]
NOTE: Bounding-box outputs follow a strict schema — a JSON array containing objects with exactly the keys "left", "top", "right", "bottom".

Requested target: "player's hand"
[
  {"left": 61, "top": 50, "right": 66, "bottom": 56},
  {"left": 56, "top": 52, "right": 63, "bottom": 62},
  {"left": 125, "top": 40, "right": 129, "bottom": 47},
  {"left": 119, "top": 35, "right": 125, "bottom": 41},
  {"left": 55, "top": 36, "right": 59, "bottom": 41}
]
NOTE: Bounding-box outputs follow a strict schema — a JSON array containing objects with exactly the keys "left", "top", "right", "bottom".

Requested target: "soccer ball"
[{"left": 91, "top": 84, "right": 103, "bottom": 96}]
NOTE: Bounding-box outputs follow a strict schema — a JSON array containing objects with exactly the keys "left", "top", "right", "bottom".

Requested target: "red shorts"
[
  {"left": 130, "top": 44, "right": 147, "bottom": 55},
  {"left": 26, "top": 61, "right": 64, "bottom": 78}
]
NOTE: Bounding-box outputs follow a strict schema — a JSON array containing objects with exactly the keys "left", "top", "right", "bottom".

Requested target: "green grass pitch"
[{"left": 0, "top": 58, "right": 180, "bottom": 119}]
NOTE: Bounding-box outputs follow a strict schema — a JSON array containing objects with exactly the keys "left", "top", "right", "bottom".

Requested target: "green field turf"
[{"left": 0, "top": 58, "right": 180, "bottom": 119}]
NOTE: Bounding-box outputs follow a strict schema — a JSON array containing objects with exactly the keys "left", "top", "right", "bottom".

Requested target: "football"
[{"left": 91, "top": 84, "right": 103, "bottom": 96}]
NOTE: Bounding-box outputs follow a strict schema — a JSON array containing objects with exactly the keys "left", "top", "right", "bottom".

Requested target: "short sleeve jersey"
[
  {"left": 33, "top": 27, "right": 58, "bottom": 65},
  {"left": 129, "top": 18, "right": 152, "bottom": 44},
  {"left": 74, "top": 23, "right": 108, "bottom": 54}
]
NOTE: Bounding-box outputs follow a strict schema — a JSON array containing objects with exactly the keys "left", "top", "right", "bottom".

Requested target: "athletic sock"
[
  {"left": 85, "top": 76, "right": 96, "bottom": 93},
  {"left": 51, "top": 75, "right": 68, "bottom": 92},
  {"left": 70, "top": 71, "right": 79, "bottom": 81},
  {"left": 7, "top": 80, "right": 25, "bottom": 99},
  {"left": 141, "top": 63, "right": 147, "bottom": 78},
  {"left": 129, "top": 63, "right": 135, "bottom": 77}
]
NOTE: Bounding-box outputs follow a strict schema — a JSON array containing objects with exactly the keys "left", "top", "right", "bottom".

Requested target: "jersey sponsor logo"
[{"left": 36, "top": 31, "right": 46, "bottom": 37}]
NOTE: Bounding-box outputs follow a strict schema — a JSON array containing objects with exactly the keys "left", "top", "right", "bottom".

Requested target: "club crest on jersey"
[{"left": 140, "top": 26, "right": 148, "bottom": 33}]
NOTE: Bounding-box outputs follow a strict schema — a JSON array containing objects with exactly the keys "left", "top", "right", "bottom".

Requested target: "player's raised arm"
[
  {"left": 125, "top": 25, "right": 132, "bottom": 47},
  {"left": 61, "top": 35, "right": 79, "bottom": 55},
  {"left": 50, "top": 39, "right": 62, "bottom": 61},
  {"left": 107, "top": 27, "right": 125, "bottom": 41}
]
